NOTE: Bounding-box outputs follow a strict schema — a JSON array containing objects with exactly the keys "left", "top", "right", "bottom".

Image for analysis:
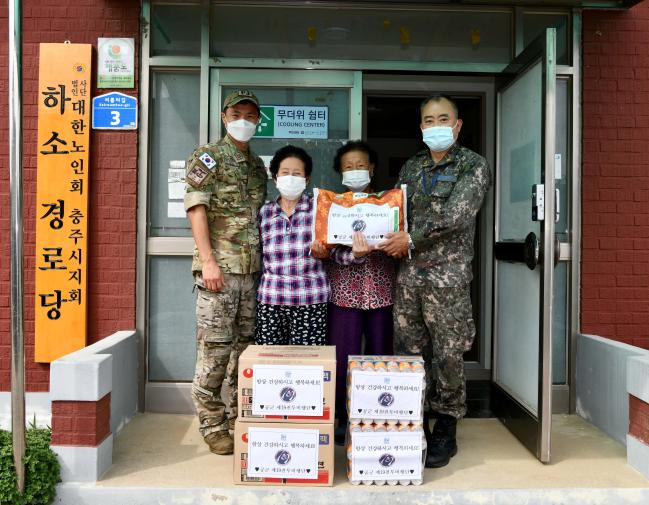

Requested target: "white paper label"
[
  {"left": 350, "top": 371, "right": 424, "bottom": 420},
  {"left": 167, "top": 201, "right": 185, "bottom": 218},
  {"left": 327, "top": 202, "right": 398, "bottom": 245},
  {"left": 555, "top": 153, "right": 562, "bottom": 180},
  {"left": 247, "top": 427, "right": 320, "bottom": 480},
  {"left": 168, "top": 168, "right": 186, "bottom": 200},
  {"left": 252, "top": 365, "right": 324, "bottom": 417},
  {"left": 351, "top": 430, "right": 423, "bottom": 481}
]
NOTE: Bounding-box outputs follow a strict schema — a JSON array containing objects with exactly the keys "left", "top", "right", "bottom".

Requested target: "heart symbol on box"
[
  {"left": 306, "top": 469, "right": 311, "bottom": 473},
  {"left": 380, "top": 235, "right": 384, "bottom": 238},
  {"left": 260, "top": 405, "right": 265, "bottom": 409},
  {"left": 358, "top": 409, "right": 362, "bottom": 413},
  {"left": 410, "top": 469, "right": 414, "bottom": 474},
  {"left": 334, "top": 235, "right": 338, "bottom": 239},
  {"left": 359, "top": 470, "right": 364, "bottom": 475},
  {"left": 255, "top": 467, "right": 260, "bottom": 471},
  {"left": 312, "top": 406, "right": 316, "bottom": 410},
  {"left": 409, "top": 410, "right": 413, "bottom": 414}
]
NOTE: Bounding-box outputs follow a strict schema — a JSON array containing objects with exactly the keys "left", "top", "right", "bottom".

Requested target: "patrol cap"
[{"left": 222, "top": 90, "right": 260, "bottom": 112}]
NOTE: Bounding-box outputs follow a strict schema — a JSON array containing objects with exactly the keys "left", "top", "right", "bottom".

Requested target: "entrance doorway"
[
  {"left": 364, "top": 88, "right": 491, "bottom": 418},
  {"left": 365, "top": 92, "right": 485, "bottom": 366},
  {"left": 363, "top": 75, "right": 496, "bottom": 386}
]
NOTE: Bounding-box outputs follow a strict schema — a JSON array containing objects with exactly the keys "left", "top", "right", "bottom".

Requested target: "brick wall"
[
  {"left": 51, "top": 393, "right": 111, "bottom": 446},
  {"left": 0, "top": 1, "right": 140, "bottom": 392},
  {"left": 630, "top": 394, "right": 649, "bottom": 446},
  {"left": 581, "top": 2, "right": 649, "bottom": 349}
]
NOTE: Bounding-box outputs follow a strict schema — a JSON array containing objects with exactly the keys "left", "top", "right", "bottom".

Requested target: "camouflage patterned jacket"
[
  {"left": 397, "top": 143, "right": 491, "bottom": 287},
  {"left": 183, "top": 135, "right": 268, "bottom": 274}
]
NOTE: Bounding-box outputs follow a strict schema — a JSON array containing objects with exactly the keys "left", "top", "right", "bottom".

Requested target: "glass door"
[
  {"left": 211, "top": 69, "right": 362, "bottom": 197},
  {"left": 145, "top": 69, "right": 361, "bottom": 411},
  {"left": 492, "top": 29, "right": 557, "bottom": 463}
]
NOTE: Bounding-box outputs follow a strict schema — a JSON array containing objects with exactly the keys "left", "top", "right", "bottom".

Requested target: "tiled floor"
[{"left": 98, "top": 413, "right": 648, "bottom": 489}]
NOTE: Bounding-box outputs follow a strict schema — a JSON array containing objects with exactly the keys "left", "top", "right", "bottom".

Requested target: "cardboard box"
[
  {"left": 233, "top": 421, "right": 334, "bottom": 486},
  {"left": 238, "top": 345, "right": 336, "bottom": 423}
]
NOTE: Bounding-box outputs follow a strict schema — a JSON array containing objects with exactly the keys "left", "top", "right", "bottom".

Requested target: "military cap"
[{"left": 222, "top": 90, "right": 260, "bottom": 112}]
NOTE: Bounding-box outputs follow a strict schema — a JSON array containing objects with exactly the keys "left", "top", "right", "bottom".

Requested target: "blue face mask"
[{"left": 422, "top": 122, "right": 457, "bottom": 152}]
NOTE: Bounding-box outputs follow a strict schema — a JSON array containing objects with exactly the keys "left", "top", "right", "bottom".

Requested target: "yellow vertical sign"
[{"left": 35, "top": 44, "right": 91, "bottom": 363}]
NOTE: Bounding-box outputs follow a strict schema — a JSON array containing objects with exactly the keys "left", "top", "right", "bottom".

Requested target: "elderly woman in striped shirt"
[{"left": 254, "top": 145, "right": 330, "bottom": 346}]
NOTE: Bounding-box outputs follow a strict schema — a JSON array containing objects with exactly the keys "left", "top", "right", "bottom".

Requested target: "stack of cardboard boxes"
[
  {"left": 233, "top": 345, "right": 336, "bottom": 486},
  {"left": 345, "top": 355, "right": 427, "bottom": 485}
]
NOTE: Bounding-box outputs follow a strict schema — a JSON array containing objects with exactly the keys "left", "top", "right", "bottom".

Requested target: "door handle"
[{"left": 494, "top": 232, "right": 540, "bottom": 270}]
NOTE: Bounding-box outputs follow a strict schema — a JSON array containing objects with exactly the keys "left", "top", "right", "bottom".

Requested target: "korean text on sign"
[{"left": 35, "top": 43, "right": 91, "bottom": 362}]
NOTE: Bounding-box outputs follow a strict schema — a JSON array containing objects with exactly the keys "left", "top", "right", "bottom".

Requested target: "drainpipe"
[{"left": 9, "top": 0, "right": 25, "bottom": 493}]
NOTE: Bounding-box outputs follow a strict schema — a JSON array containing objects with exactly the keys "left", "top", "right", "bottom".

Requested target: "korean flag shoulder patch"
[{"left": 199, "top": 152, "right": 217, "bottom": 170}]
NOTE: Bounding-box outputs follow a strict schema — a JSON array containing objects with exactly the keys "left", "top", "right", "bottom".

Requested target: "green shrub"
[{"left": 0, "top": 425, "right": 61, "bottom": 505}]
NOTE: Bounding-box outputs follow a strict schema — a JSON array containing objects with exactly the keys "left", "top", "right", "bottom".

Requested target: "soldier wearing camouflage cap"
[
  {"left": 378, "top": 95, "right": 492, "bottom": 468},
  {"left": 184, "top": 90, "right": 267, "bottom": 455}
]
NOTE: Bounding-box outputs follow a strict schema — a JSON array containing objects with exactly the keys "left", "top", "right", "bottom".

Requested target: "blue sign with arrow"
[{"left": 92, "top": 92, "right": 137, "bottom": 130}]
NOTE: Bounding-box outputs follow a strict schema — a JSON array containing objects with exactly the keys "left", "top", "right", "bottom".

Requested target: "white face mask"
[
  {"left": 225, "top": 118, "right": 257, "bottom": 142},
  {"left": 342, "top": 170, "right": 371, "bottom": 192},
  {"left": 276, "top": 175, "right": 306, "bottom": 200},
  {"left": 422, "top": 121, "right": 457, "bottom": 152}
]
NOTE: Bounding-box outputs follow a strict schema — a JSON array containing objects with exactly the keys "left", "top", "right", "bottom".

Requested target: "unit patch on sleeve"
[{"left": 186, "top": 163, "right": 211, "bottom": 188}]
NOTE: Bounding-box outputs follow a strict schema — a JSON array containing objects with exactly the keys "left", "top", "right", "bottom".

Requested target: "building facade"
[{"left": 1, "top": 0, "right": 649, "bottom": 469}]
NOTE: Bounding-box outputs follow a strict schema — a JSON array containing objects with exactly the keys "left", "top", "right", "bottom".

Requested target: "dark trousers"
[{"left": 327, "top": 303, "right": 394, "bottom": 423}]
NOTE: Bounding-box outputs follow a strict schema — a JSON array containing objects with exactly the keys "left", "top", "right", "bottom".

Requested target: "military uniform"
[
  {"left": 184, "top": 134, "right": 267, "bottom": 438},
  {"left": 394, "top": 143, "right": 491, "bottom": 419}
]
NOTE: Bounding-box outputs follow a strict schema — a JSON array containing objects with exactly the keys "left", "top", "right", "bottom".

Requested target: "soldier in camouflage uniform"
[
  {"left": 184, "top": 90, "right": 267, "bottom": 455},
  {"left": 378, "top": 95, "right": 491, "bottom": 468}
]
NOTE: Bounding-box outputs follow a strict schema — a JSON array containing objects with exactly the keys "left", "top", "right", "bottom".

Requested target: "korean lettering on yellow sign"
[{"left": 35, "top": 43, "right": 91, "bottom": 363}]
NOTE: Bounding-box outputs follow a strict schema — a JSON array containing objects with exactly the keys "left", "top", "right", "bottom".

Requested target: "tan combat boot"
[{"left": 204, "top": 431, "right": 233, "bottom": 455}]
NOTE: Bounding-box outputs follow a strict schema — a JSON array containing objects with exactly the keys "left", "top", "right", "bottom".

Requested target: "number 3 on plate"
[{"left": 110, "top": 110, "right": 120, "bottom": 126}]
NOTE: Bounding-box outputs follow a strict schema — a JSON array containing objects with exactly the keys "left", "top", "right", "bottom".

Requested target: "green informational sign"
[
  {"left": 254, "top": 105, "right": 328, "bottom": 139},
  {"left": 97, "top": 38, "right": 135, "bottom": 89},
  {"left": 256, "top": 106, "right": 275, "bottom": 137}
]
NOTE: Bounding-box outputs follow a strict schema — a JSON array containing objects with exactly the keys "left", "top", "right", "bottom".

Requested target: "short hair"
[
  {"left": 420, "top": 94, "right": 459, "bottom": 119},
  {"left": 332, "top": 140, "right": 379, "bottom": 173},
  {"left": 269, "top": 145, "right": 313, "bottom": 179}
]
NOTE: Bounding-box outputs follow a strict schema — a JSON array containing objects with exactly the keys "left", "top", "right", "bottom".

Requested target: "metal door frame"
[{"left": 491, "top": 28, "right": 556, "bottom": 463}]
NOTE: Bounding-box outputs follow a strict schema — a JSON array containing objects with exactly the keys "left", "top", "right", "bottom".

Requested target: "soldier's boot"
[
  {"left": 204, "top": 431, "right": 234, "bottom": 455},
  {"left": 425, "top": 414, "right": 457, "bottom": 468}
]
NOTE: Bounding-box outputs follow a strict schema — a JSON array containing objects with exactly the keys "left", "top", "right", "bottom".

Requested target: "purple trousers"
[{"left": 327, "top": 303, "right": 394, "bottom": 422}]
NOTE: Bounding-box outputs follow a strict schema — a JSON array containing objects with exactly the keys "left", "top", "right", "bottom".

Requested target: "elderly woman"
[
  {"left": 255, "top": 145, "right": 330, "bottom": 345},
  {"left": 324, "top": 140, "right": 396, "bottom": 438}
]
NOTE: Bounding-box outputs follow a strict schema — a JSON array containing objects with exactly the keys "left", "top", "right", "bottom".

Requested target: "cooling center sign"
[{"left": 255, "top": 105, "right": 328, "bottom": 140}]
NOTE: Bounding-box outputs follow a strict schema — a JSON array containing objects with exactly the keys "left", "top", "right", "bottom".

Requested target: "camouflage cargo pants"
[
  {"left": 393, "top": 282, "right": 476, "bottom": 419},
  {"left": 192, "top": 272, "right": 258, "bottom": 438}
]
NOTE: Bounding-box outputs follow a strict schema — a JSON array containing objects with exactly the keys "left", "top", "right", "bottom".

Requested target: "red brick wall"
[
  {"left": 51, "top": 393, "right": 111, "bottom": 446},
  {"left": 0, "top": 1, "right": 140, "bottom": 392},
  {"left": 629, "top": 394, "right": 649, "bottom": 446},
  {"left": 581, "top": 2, "right": 649, "bottom": 349}
]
